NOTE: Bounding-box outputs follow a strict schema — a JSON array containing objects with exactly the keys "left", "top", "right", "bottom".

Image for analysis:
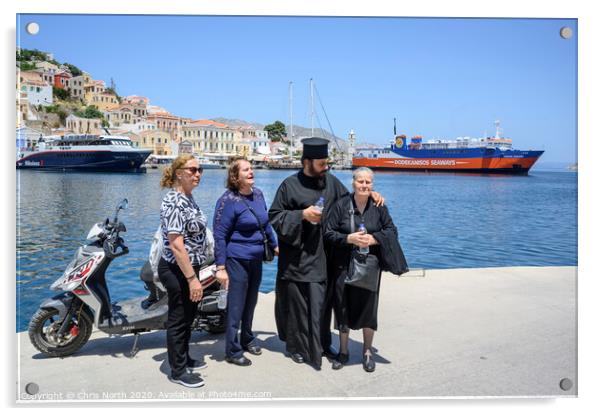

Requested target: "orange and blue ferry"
[{"left": 352, "top": 121, "right": 543, "bottom": 174}]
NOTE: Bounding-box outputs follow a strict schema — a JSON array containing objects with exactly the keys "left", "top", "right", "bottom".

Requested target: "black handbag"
[
  {"left": 238, "top": 192, "right": 275, "bottom": 263},
  {"left": 344, "top": 199, "right": 381, "bottom": 292}
]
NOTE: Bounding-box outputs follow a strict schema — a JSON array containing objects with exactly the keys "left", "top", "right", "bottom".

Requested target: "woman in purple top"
[{"left": 213, "top": 157, "right": 278, "bottom": 366}]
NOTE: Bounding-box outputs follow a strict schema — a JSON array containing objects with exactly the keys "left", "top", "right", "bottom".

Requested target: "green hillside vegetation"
[{"left": 17, "top": 48, "right": 116, "bottom": 129}]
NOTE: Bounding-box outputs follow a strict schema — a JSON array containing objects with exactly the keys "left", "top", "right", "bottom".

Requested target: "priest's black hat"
[{"left": 301, "top": 137, "right": 329, "bottom": 159}]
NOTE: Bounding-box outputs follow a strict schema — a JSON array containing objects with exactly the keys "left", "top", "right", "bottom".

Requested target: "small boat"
[
  {"left": 196, "top": 157, "right": 222, "bottom": 169},
  {"left": 16, "top": 134, "right": 152, "bottom": 173}
]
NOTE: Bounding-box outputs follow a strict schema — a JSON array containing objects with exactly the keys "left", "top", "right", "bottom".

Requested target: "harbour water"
[{"left": 16, "top": 168, "right": 577, "bottom": 331}]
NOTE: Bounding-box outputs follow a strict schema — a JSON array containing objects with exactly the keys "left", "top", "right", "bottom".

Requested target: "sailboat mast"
[
  {"left": 289, "top": 81, "right": 294, "bottom": 158},
  {"left": 310, "top": 78, "right": 315, "bottom": 136}
]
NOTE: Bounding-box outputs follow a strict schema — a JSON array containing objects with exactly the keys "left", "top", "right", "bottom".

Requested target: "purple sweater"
[{"left": 213, "top": 188, "right": 278, "bottom": 266}]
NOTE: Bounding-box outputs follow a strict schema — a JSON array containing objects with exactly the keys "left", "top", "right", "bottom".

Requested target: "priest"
[{"left": 269, "top": 137, "right": 383, "bottom": 369}]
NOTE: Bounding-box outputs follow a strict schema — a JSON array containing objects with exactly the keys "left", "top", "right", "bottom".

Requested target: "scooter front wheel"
[{"left": 28, "top": 307, "right": 93, "bottom": 357}]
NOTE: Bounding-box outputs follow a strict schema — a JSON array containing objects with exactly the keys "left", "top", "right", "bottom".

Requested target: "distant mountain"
[{"left": 211, "top": 118, "right": 264, "bottom": 130}]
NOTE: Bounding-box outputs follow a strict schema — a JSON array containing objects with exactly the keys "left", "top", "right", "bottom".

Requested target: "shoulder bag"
[
  {"left": 344, "top": 199, "right": 381, "bottom": 292},
  {"left": 238, "top": 192, "right": 275, "bottom": 263}
]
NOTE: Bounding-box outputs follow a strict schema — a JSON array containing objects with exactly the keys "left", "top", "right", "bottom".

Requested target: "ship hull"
[
  {"left": 16, "top": 149, "right": 153, "bottom": 173},
  {"left": 353, "top": 149, "right": 544, "bottom": 174}
]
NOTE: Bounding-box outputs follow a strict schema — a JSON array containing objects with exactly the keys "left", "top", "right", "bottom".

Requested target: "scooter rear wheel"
[{"left": 28, "top": 307, "right": 93, "bottom": 357}]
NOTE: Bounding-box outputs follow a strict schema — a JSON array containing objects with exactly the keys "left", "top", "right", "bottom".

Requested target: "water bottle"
[
  {"left": 358, "top": 223, "right": 369, "bottom": 254},
  {"left": 311, "top": 196, "right": 325, "bottom": 225},
  {"left": 217, "top": 290, "right": 228, "bottom": 310}
]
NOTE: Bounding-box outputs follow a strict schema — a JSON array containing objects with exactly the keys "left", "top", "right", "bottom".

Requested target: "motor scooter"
[{"left": 28, "top": 199, "right": 226, "bottom": 358}]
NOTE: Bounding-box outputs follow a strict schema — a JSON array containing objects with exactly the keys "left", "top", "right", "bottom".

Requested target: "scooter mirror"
[
  {"left": 118, "top": 198, "right": 129, "bottom": 211},
  {"left": 113, "top": 199, "right": 129, "bottom": 223}
]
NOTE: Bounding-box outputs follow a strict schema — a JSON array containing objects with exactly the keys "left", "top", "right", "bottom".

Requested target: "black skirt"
[{"left": 332, "top": 267, "right": 381, "bottom": 331}]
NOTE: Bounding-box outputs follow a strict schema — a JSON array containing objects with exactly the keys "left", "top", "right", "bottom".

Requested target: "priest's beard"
[{"left": 307, "top": 161, "right": 327, "bottom": 189}]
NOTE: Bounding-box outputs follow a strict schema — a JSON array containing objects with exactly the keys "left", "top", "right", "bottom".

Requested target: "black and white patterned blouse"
[{"left": 160, "top": 190, "right": 208, "bottom": 266}]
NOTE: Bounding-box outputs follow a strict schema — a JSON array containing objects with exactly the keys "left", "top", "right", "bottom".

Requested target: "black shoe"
[
  {"left": 225, "top": 355, "right": 252, "bottom": 366},
  {"left": 322, "top": 347, "right": 338, "bottom": 360},
  {"left": 244, "top": 345, "right": 262, "bottom": 356},
  {"left": 140, "top": 298, "right": 157, "bottom": 310},
  {"left": 332, "top": 352, "right": 349, "bottom": 370},
  {"left": 290, "top": 353, "right": 304, "bottom": 364},
  {"left": 168, "top": 372, "right": 205, "bottom": 388},
  {"left": 363, "top": 353, "right": 375, "bottom": 372},
  {"left": 186, "top": 357, "right": 208, "bottom": 371}
]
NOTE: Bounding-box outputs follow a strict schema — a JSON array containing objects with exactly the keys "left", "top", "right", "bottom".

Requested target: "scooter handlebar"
[{"left": 103, "top": 237, "right": 129, "bottom": 258}]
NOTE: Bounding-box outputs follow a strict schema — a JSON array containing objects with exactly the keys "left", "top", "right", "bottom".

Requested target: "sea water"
[{"left": 15, "top": 168, "right": 577, "bottom": 331}]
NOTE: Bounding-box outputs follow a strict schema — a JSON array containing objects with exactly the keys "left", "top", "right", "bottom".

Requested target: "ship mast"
[{"left": 494, "top": 120, "right": 502, "bottom": 139}]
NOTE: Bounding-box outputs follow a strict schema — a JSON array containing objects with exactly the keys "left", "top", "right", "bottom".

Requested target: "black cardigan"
[{"left": 323, "top": 194, "right": 409, "bottom": 275}]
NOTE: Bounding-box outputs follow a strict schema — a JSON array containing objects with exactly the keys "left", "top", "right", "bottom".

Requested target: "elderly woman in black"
[
  {"left": 324, "top": 167, "right": 399, "bottom": 372},
  {"left": 158, "top": 154, "right": 208, "bottom": 388}
]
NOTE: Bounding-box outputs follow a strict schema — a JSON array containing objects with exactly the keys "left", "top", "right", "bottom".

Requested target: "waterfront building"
[
  {"left": 235, "top": 126, "right": 271, "bottom": 155},
  {"left": 116, "top": 121, "right": 157, "bottom": 134},
  {"left": 138, "top": 130, "right": 173, "bottom": 155},
  {"left": 179, "top": 140, "right": 193, "bottom": 155},
  {"left": 181, "top": 119, "right": 237, "bottom": 156},
  {"left": 235, "top": 138, "right": 252, "bottom": 157},
  {"left": 65, "top": 114, "right": 102, "bottom": 134},
  {"left": 16, "top": 126, "right": 46, "bottom": 152},
  {"left": 270, "top": 141, "right": 288, "bottom": 155},
  {"left": 104, "top": 107, "right": 131, "bottom": 127},
  {"left": 147, "top": 111, "right": 183, "bottom": 142}
]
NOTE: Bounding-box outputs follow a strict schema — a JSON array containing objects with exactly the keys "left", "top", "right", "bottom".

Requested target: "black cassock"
[{"left": 268, "top": 170, "right": 348, "bottom": 368}]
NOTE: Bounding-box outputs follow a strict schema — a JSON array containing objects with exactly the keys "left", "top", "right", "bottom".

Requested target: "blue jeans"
[{"left": 225, "top": 257, "right": 263, "bottom": 358}]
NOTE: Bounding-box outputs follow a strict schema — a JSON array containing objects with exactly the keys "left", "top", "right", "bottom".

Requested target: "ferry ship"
[
  {"left": 352, "top": 121, "right": 543, "bottom": 174},
  {"left": 16, "top": 134, "right": 152, "bottom": 172}
]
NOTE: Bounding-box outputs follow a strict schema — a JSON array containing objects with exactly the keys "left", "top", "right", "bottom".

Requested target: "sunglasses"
[{"left": 180, "top": 166, "right": 203, "bottom": 175}]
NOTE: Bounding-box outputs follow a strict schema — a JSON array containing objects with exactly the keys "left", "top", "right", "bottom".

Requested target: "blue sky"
[{"left": 17, "top": 14, "right": 577, "bottom": 163}]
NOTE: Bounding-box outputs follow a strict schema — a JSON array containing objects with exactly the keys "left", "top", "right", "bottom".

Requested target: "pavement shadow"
[
  {"left": 29, "top": 329, "right": 224, "bottom": 360},
  {"left": 322, "top": 331, "right": 393, "bottom": 368}
]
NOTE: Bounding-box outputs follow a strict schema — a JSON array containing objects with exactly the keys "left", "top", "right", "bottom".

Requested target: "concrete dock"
[{"left": 17, "top": 266, "right": 577, "bottom": 401}]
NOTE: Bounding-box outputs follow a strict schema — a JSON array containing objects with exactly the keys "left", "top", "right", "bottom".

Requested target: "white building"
[
  {"left": 19, "top": 80, "right": 53, "bottom": 106},
  {"left": 236, "top": 127, "right": 271, "bottom": 155},
  {"left": 117, "top": 122, "right": 158, "bottom": 133},
  {"left": 16, "top": 126, "right": 46, "bottom": 152}
]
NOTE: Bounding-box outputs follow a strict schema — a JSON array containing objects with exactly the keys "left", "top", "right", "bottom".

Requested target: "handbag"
[
  {"left": 238, "top": 192, "right": 275, "bottom": 263},
  {"left": 344, "top": 199, "right": 381, "bottom": 292}
]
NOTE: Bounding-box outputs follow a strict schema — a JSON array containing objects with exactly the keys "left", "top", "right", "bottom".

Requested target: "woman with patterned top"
[
  {"left": 158, "top": 154, "right": 209, "bottom": 388},
  {"left": 213, "top": 157, "right": 278, "bottom": 366}
]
